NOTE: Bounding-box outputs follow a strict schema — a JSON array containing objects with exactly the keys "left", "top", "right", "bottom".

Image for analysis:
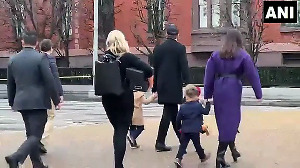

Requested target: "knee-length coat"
[{"left": 204, "top": 49, "right": 262, "bottom": 142}]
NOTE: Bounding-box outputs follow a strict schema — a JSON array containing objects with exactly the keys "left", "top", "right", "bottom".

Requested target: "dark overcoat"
[
  {"left": 152, "top": 39, "right": 190, "bottom": 104},
  {"left": 7, "top": 47, "right": 60, "bottom": 111}
]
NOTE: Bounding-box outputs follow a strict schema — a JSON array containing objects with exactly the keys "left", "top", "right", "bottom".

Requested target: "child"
[
  {"left": 175, "top": 84, "right": 211, "bottom": 167},
  {"left": 183, "top": 86, "right": 210, "bottom": 136},
  {"left": 127, "top": 84, "right": 157, "bottom": 149}
]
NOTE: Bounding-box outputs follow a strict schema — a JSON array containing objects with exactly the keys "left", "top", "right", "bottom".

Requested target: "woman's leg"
[
  {"left": 229, "top": 141, "right": 241, "bottom": 162},
  {"left": 216, "top": 141, "right": 230, "bottom": 168},
  {"left": 114, "top": 124, "right": 129, "bottom": 168}
]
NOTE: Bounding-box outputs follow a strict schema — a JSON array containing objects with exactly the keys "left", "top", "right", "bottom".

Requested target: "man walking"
[
  {"left": 5, "top": 32, "right": 60, "bottom": 168},
  {"left": 152, "top": 24, "right": 190, "bottom": 152}
]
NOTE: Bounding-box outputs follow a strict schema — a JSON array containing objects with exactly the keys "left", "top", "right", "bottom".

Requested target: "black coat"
[
  {"left": 7, "top": 47, "right": 60, "bottom": 111},
  {"left": 102, "top": 52, "right": 153, "bottom": 126},
  {"left": 152, "top": 39, "right": 190, "bottom": 104}
]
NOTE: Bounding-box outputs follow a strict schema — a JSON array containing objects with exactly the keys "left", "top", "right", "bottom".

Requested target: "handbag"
[
  {"left": 94, "top": 54, "right": 124, "bottom": 96},
  {"left": 126, "top": 68, "right": 149, "bottom": 92}
]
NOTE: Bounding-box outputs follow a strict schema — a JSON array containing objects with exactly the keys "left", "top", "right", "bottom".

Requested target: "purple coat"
[{"left": 204, "top": 49, "right": 262, "bottom": 142}]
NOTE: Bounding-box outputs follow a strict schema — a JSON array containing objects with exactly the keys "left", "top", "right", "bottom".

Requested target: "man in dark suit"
[
  {"left": 5, "top": 32, "right": 61, "bottom": 168},
  {"left": 152, "top": 24, "right": 190, "bottom": 152}
]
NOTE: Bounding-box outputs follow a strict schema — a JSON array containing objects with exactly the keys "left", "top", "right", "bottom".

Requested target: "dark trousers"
[
  {"left": 103, "top": 90, "right": 134, "bottom": 168},
  {"left": 176, "top": 133, "right": 206, "bottom": 160},
  {"left": 130, "top": 125, "right": 144, "bottom": 140},
  {"left": 156, "top": 104, "right": 180, "bottom": 144},
  {"left": 13, "top": 110, "right": 47, "bottom": 164}
]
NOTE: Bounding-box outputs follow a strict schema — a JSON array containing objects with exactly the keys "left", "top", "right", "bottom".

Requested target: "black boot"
[
  {"left": 229, "top": 141, "right": 241, "bottom": 162},
  {"left": 5, "top": 155, "right": 20, "bottom": 168},
  {"left": 216, "top": 142, "right": 230, "bottom": 168}
]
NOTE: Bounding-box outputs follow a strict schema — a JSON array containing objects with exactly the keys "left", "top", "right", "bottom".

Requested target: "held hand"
[
  {"left": 258, "top": 98, "right": 262, "bottom": 102},
  {"left": 56, "top": 103, "right": 62, "bottom": 110},
  {"left": 60, "top": 96, "right": 64, "bottom": 103},
  {"left": 11, "top": 107, "right": 17, "bottom": 112},
  {"left": 153, "top": 92, "right": 158, "bottom": 99}
]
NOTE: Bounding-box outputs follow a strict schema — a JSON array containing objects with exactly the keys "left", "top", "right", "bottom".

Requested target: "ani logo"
[{"left": 263, "top": 1, "right": 298, "bottom": 23}]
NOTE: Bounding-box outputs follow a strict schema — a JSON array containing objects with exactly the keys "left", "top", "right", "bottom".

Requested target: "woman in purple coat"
[{"left": 204, "top": 29, "right": 262, "bottom": 168}]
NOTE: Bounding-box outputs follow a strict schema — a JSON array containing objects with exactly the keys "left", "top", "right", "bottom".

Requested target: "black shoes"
[
  {"left": 229, "top": 141, "right": 241, "bottom": 162},
  {"left": 155, "top": 143, "right": 172, "bottom": 152},
  {"left": 200, "top": 153, "right": 211, "bottom": 163},
  {"left": 216, "top": 142, "right": 230, "bottom": 168},
  {"left": 5, "top": 155, "right": 20, "bottom": 168},
  {"left": 39, "top": 142, "right": 47, "bottom": 154},
  {"left": 33, "top": 163, "right": 48, "bottom": 168},
  {"left": 127, "top": 135, "right": 140, "bottom": 149},
  {"left": 174, "top": 158, "right": 182, "bottom": 168}
]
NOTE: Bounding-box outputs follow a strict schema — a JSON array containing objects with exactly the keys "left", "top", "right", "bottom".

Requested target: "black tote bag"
[
  {"left": 94, "top": 61, "right": 124, "bottom": 96},
  {"left": 126, "top": 68, "right": 149, "bottom": 92}
]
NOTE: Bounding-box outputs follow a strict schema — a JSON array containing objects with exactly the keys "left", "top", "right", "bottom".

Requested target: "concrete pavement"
[{"left": 1, "top": 107, "right": 300, "bottom": 168}]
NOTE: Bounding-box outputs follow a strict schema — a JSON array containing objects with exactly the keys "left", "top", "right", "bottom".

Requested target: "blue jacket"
[
  {"left": 176, "top": 101, "right": 211, "bottom": 133},
  {"left": 46, "top": 53, "right": 63, "bottom": 96}
]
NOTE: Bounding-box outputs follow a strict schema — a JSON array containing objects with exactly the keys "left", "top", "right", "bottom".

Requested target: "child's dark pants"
[
  {"left": 176, "top": 132, "right": 206, "bottom": 160},
  {"left": 130, "top": 125, "right": 144, "bottom": 140}
]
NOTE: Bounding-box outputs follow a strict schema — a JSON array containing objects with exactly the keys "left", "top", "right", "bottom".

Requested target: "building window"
[
  {"left": 282, "top": 53, "right": 300, "bottom": 65},
  {"left": 199, "top": 0, "right": 208, "bottom": 27},
  {"left": 284, "top": 0, "right": 300, "bottom": 28},
  {"left": 198, "top": 0, "right": 241, "bottom": 28}
]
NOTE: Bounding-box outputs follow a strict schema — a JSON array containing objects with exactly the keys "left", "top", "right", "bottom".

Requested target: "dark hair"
[
  {"left": 23, "top": 31, "right": 38, "bottom": 46},
  {"left": 220, "top": 29, "right": 243, "bottom": 59},
  {"left": 40, "top": 39, "right": 53, "bottom": 52},
  {"left": 167, "top": 34, "right": 178, "bottom": 40}
]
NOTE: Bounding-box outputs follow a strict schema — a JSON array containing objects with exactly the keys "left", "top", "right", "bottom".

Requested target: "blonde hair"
[
  {"left": 106, "top": 30, "right": 130, "bottom": 56},
  {"left": 184, "top": 84, "right": 199, "bottom": 99}
]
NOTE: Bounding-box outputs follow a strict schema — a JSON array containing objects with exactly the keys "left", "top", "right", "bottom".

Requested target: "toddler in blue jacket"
[{"left": 175, "top": 84, "right": 211, "bottom": 167}]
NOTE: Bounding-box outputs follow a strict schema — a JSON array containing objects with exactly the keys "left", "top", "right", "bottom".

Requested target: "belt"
[{"left": 215, "top": 74, "right": 240, "bottom": 79}]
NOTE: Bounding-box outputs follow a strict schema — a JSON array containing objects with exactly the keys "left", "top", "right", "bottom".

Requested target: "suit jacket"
[
  {"left": 176, "top": 101, "right": 210, "bottom": 133},
  {"left": 152, "top": 38, "right": 190, "bottom": 104},
  {"left": 7, "top": 47, "right": 60, "bottom": 111},
  {"left": 45, "top": 53, "right": 63, "bottom": 96}
]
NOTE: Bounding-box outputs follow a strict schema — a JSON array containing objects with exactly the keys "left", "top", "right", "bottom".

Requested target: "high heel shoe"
[
  {"left": 216, "top": 142, "right": 230, "bottom": 168},
  {"left": 229, "top": 141, "right": 241, "bottom": 162},
  {"left": 216, "top": 158, "right": 230, "bottom": 168}
]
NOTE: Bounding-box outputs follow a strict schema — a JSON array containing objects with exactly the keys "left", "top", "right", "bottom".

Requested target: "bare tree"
[
  {"left": 242, "top": 0, "right": 271, "bottom": 64},
  {"left": 224, "top": 0, "right": 271, "bottom": 64},
  {"left": 56, "top": 0, "right": 73, "bottom": 67},
  {"left": 98, "top": 0, "right": 116, "bottom": 50},
  {"left": 131, "top": 0, "right": 171, "bottom": 65},
  {"left": 3, "top": 0, "right": 72, "bottom": 66}
]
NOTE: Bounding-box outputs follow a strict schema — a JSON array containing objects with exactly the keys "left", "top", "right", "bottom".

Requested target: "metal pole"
[{"left": 93, "top": 0, "right": 99, "bottom": 88}]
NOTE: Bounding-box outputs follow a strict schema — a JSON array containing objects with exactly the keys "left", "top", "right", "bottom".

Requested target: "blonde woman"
[{"left": 101, "top": 30, "right": 153, "bottom": 168}]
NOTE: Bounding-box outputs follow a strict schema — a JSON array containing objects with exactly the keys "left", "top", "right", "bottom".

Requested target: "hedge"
[{"left": 1, "top": 67, "right": 300, "bottom": 86}]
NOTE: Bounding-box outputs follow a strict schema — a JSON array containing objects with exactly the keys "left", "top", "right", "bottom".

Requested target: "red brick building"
[{"left": 0, "top": 0, "right": 299, "bottom": 68}]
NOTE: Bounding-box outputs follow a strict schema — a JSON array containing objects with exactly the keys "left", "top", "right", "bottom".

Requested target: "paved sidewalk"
[{"left": 1, "top": 109, "right": 300, "bottom": 168}]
